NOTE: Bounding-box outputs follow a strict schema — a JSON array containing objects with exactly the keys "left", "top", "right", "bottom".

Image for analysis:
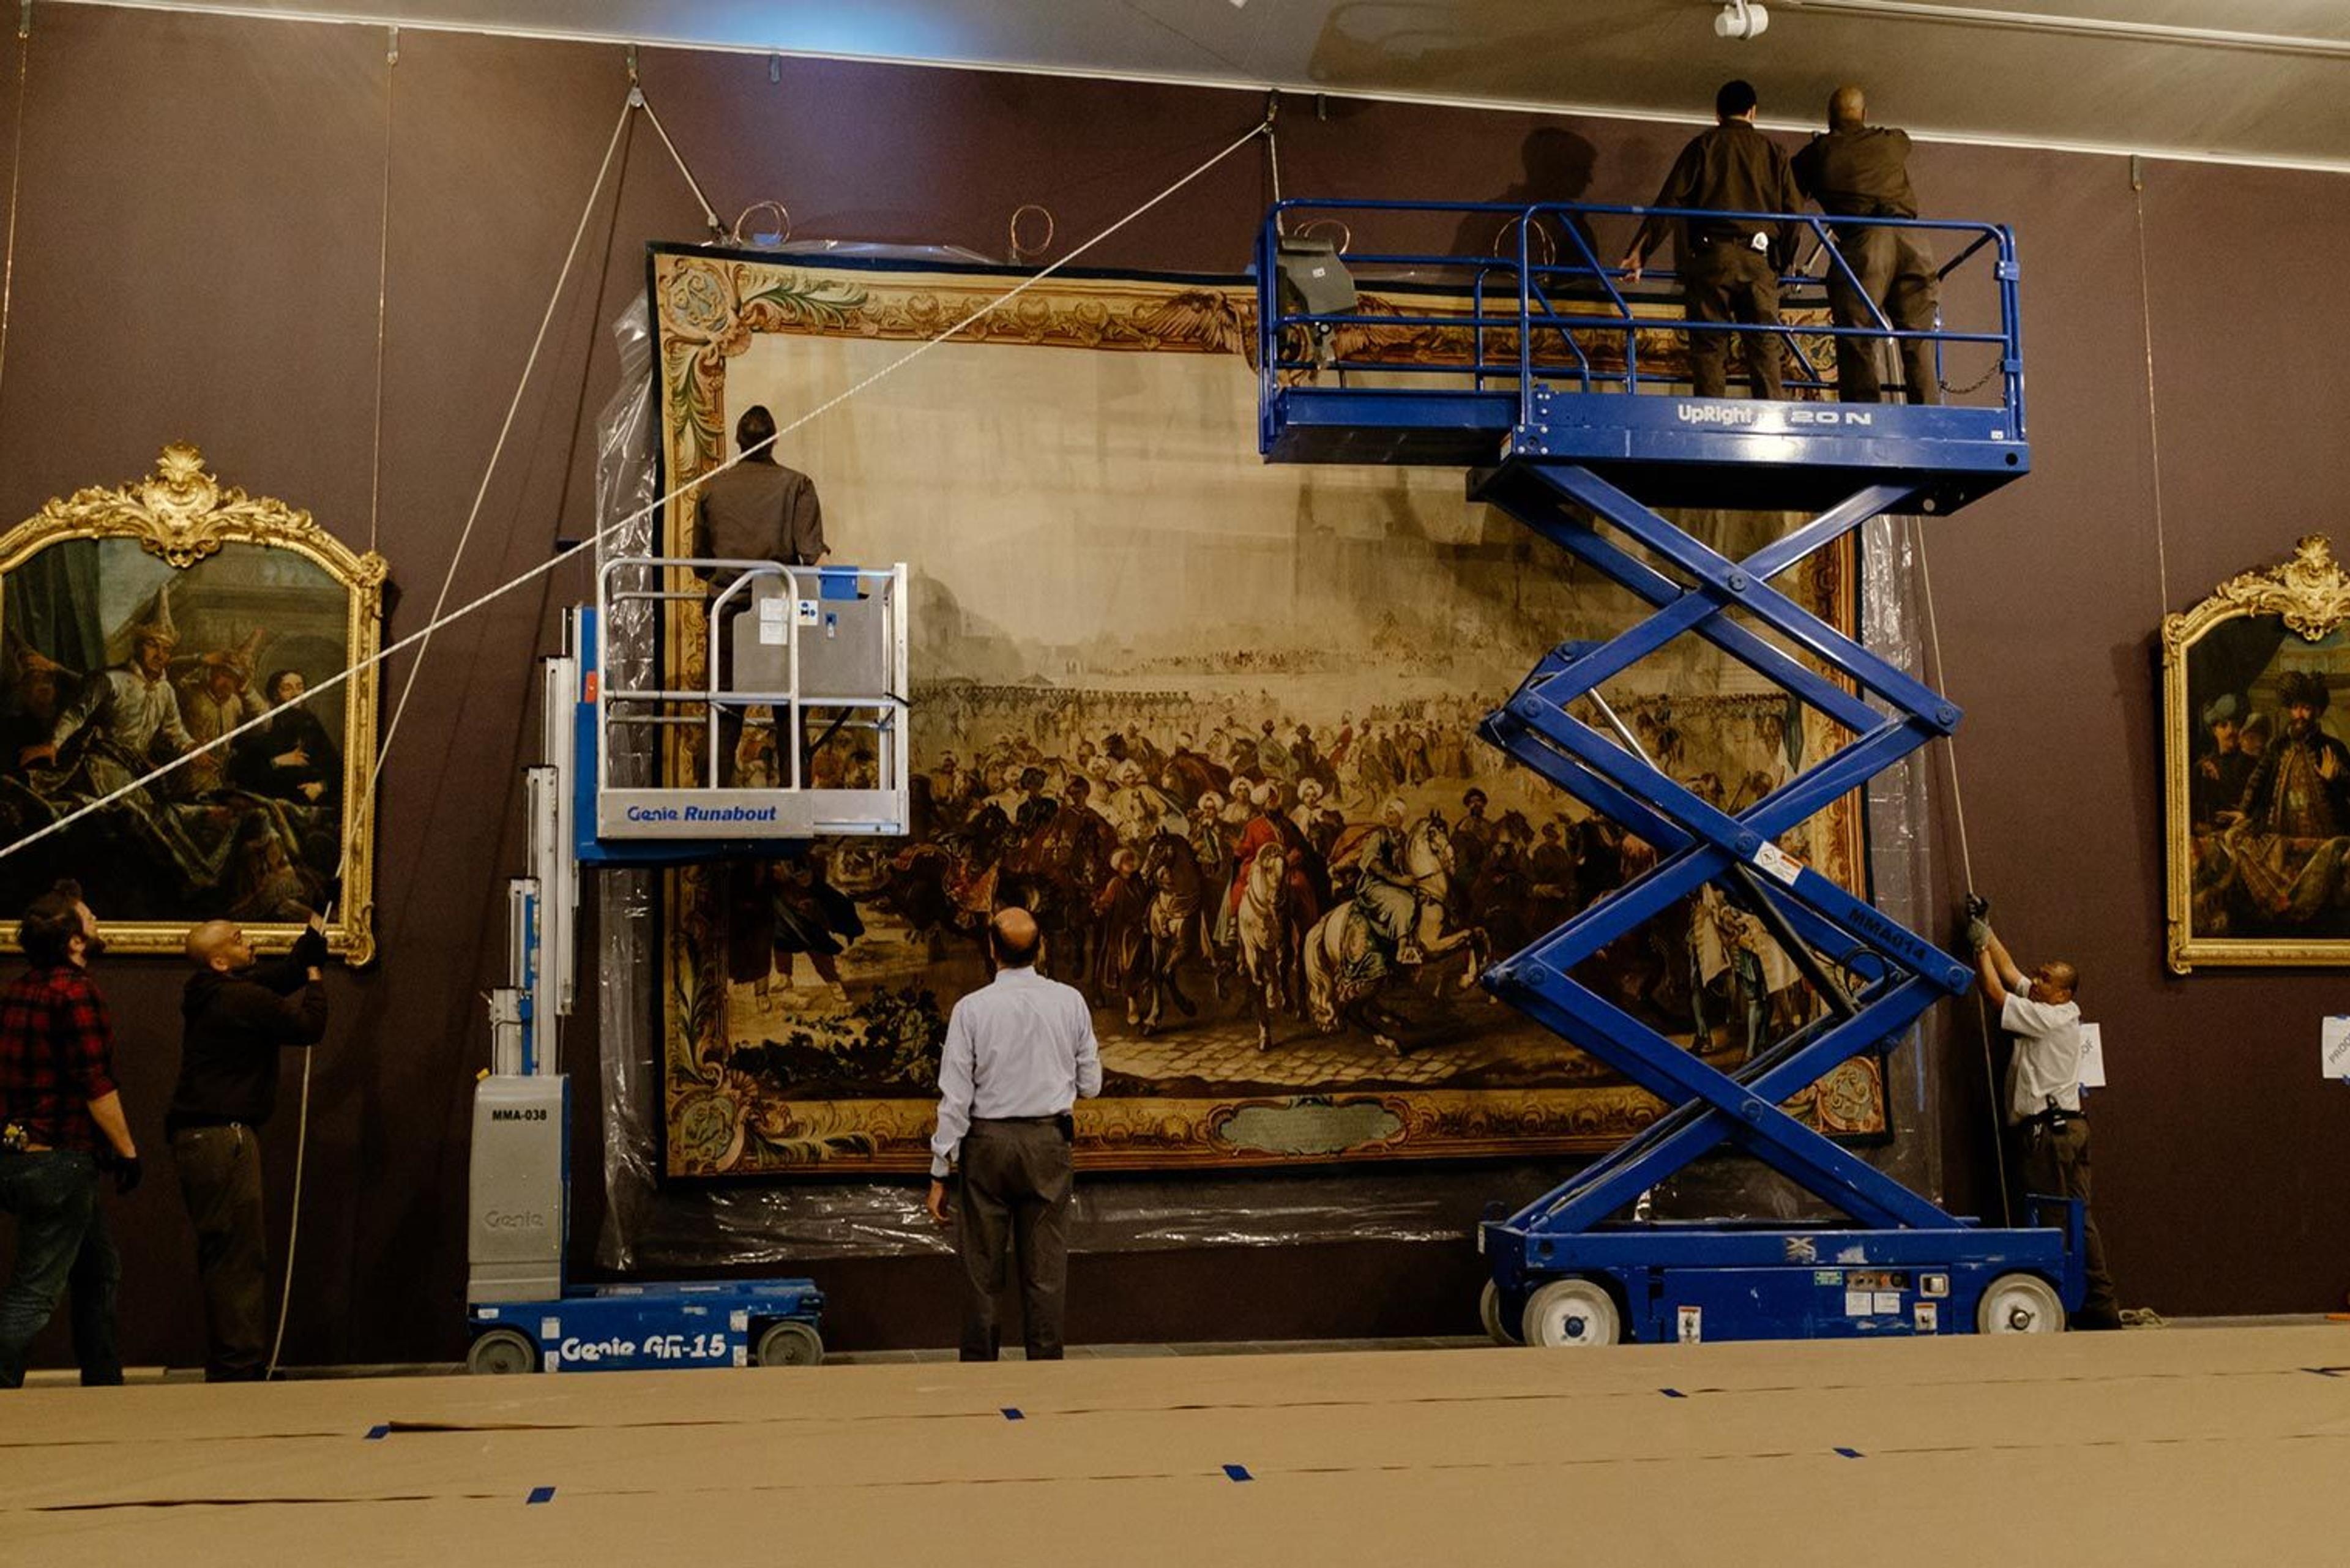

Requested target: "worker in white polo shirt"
[
  {"left": 926, "top": 908, "right": 1102, "bottom": 1361},
  {"left": 1969, "top": 899, "right": 2122, "bottom": 1331}
]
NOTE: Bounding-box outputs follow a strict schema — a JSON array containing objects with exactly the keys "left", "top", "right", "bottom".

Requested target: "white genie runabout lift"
[{"left": 464, "top": 556, "right": 909, "bottom": 1374}]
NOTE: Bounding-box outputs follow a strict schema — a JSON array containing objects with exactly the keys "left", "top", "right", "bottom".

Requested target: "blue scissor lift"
[{"left": 1257, "top": 197, "right": 2083, "bottom": 1345}]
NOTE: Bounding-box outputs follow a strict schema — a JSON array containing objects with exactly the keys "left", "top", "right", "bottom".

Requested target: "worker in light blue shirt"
[{"left": 927, "top": 908, "right": 1102, "bottom": 1361}]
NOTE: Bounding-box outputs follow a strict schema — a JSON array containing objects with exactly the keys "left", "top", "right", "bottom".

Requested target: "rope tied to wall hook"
[{"left": 0, "top": 103, "right": 1276, "bottom": 1375}]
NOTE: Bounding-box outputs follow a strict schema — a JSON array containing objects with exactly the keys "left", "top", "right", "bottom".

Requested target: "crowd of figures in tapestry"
[
  {"left": 0, "top": 537, "right": 348, "bottom": 925},
  {"left": 650, "top": 252, "right": 1883, "bottom": 1173}
]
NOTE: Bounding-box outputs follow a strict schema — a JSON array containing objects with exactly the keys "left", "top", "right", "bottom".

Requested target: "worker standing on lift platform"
[
  {"left": 1621, "top": 79, "right": 1802, "bottom": 401},
  {"left": 1967, "top": 897, "right": 2122, "bottom": 1331},
  {"left": 691, "top": 405, "right": 827, "bottom": 581},
  {"left": 1792, "top": 85, "right": 1942, "bottom": 406},
  {"left": 691, "top": 405, "right": 829, "bottom": 785}
]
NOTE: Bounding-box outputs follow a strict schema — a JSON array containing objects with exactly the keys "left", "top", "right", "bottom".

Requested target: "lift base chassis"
[
  {"left": 468, "top": 1279, "right": 826, "bottom": 1373},
  {"left": 1485, "top": 1209, "right": 2084, "bottom": 1343}
]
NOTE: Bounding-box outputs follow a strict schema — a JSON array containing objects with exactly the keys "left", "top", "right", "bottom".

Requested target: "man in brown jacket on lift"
[
  {"left": 1793, "top": 85, "right": 1942, "bottom": 405},
  {"left": 1621, "top": 79, "right": 1803, "bottom": 400}
]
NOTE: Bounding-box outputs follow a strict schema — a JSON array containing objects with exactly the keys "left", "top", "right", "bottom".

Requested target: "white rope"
[
  {"left": 364, "top": 27, "right": 396, "bottom": 554},
  {"left": 2132, "top": 179, "right": 2173, "bottom": 619},
  {"left": 1915, "top": 521, "right": 2010, "bottom": 1225},
  {"left": 264, "top": 1047, "right": 313, "bottom": 1378},
  {"left": 266, "top": 28, "right": 396, "bottom": 1383},
  {"left": 368, "top": 96, "right": 633, "bottom": 799},
  {"left": 0, "top": 12, "right": 32, "bottom": 414},
  {"left": 635, "top": 89, "right": 724, "bottom": 239},
  {"left": 0, "top": 109, "right": 1273, "bottom": 871}
]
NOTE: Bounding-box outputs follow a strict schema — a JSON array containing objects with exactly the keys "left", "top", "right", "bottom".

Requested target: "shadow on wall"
[{"left": 1448, "top": 127, "right": 1602, "bottom": 271}]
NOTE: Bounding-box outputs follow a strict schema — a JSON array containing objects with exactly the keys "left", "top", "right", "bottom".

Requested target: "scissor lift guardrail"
[
  {"left": 1255, "top": 197, "right": 2027, "bottom": 513},
  {"left": 1255, "top": 198, "right": 2081, "bottom": 1344},
  {"left": 591, "top": 556, "right": 911, "bottom": 842}
]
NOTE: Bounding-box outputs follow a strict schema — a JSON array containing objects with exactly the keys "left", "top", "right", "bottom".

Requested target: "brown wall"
[{"left": 1, "top": 5, "right": 2343, "bottom": 1368}]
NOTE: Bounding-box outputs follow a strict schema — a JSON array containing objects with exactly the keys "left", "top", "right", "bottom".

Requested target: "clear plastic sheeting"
[
  {"left": 588, "top": 278, "right": 1949, "bottom": 1268},
  {"left": 1645, "top": 510, "right": 1948, "bottom": 1223}
]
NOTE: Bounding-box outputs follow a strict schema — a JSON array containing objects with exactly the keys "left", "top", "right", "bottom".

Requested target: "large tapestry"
[
  {"left": 0, "top": 444, "right": 384, "bottom": 960},
  {"left": 650, "top": 246, "right": 1881, "bottom": 1174}
]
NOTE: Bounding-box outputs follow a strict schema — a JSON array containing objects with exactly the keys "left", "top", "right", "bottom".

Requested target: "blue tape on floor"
[
  {"left": 527, "top": 1486, "right": 556, "bottom": 1505},
  {"left": 1659, "top": 1387, "right": 1686, "bottom": 1398},
  {"left": 1223, "top": 1464, "right": 1253, "bottom": 1483},
  {"left": 364, "top": 1424, "right": 390, "bottom": 1440},
  {"left": 1001, "top": 1407, "right": 1024, "bottom": 1421},
  {"left": 1834, "top": 1447, "right": 1864, "bottom": 1459}
]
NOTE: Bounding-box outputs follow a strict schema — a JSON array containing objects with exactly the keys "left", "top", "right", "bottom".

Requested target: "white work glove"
[{"left": 1965, "top": 917, "right": 1993, "bottom": 953}]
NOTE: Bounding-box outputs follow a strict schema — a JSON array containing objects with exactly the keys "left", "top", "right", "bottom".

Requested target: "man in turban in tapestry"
[{"left": 1347, "top": 797, "right": 1429, "bottom": 967}]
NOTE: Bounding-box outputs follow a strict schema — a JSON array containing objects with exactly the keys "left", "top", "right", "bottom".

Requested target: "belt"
[
  {"left": 970, "top": 1114, "right": 1064, "bottom": 1128},
  {"left": 2013, "top": 1107, "right": 2083, "bottom": 1131}
]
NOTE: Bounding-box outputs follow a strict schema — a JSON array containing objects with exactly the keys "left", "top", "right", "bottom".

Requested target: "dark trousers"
[
  {"left": 1682, "top": 241, "right": 1785, "bottom": 400},
  {"left": 1825, "top": 226, "right": 1941, "bottom": 405},
  {"left": 171, "top": 1125, "right": 269, "bottom": 1381},
  {"left": 955, "top": 1118, "right": 1073, "bottom": 1362},
  {"left": 2009, "top": 1117, "right": 2120, "bottom": 1326},
  {"left": 0, "top": 1149, "right": 122, "bottom": 1388}
]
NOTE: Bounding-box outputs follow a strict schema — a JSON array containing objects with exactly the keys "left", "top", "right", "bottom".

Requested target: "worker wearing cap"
[
  {"left": 1792, "top": 85, "right": 1942, "bottom": 405},
  {"left": 1621, "top": 79, "right": 1804, "bottom": 400}
]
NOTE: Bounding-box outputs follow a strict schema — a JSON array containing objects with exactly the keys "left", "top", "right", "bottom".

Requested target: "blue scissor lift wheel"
[{"left": 1256, "top": 197, "right": 2084, "bottom": 1345}]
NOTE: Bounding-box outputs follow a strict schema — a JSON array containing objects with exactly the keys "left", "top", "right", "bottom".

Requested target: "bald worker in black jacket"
[
  {"left": 1792, "top": 85, "right": 1942, "bottom": 405},
  {"left": 1621, "top": 79, "right": 1804, "bottom": 401},
  {"left": 166, "top": 911, "right": 328, "bottom": 1381}
]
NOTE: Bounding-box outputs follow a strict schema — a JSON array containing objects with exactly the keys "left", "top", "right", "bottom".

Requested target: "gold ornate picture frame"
[
  {"left": 2163, "top": 534, "right": 2350, "bottom": 972},
  {"left": 0, "top": 443, "right": 386, "bottom": 961}
]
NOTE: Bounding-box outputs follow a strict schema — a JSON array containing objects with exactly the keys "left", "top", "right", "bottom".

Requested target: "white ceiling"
[{"left": 60, "top": 0, "right": 2350, "bottom": 170}]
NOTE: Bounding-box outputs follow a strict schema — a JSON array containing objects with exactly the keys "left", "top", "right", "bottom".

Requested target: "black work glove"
[
  {"left": 108, "top": 1152, "right": 143, "bottom": 1196},
  {"left": 1964, "top": 893, "right": 1990, "bottom": 922},
  {"left": 289, "top": 926, "right": 330, "bottom": 971}
]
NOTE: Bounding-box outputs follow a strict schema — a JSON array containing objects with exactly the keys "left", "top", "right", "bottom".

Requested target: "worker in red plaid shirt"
[{"left": 0, "top": 880, "right": 138, "bottom": 1388}]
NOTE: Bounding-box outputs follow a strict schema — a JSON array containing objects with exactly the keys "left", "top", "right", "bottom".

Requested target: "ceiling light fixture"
[
  {"left": 1775, "top": 1, "right": 2350, "bottom": 61},
  {"left": 1715, "top": 0, "right": 1770, "bottom": 40}
]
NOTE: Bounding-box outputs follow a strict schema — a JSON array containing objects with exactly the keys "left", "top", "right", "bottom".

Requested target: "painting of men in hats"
[
  {"left": 2183, "top": 647, "right": 2350, "bottom": 945},
  {"left": 0, "top": 527, "right": 369, "bottom": 944}
]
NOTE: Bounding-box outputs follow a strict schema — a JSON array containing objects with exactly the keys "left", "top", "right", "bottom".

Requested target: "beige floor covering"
[{"left": 5, "top": 1325, "right": 2349, "bottom": 1565}]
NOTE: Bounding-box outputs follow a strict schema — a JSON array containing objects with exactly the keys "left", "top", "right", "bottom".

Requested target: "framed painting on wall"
[
  {"left": 0, "top": 443, "right": 386, "bottom": 961},
  {"left": 2164, "top": 534, "right": 2350, "bottom": 973},
  {"left": 647, "top": 244, "right": 1882, "bottom": 1174}
]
